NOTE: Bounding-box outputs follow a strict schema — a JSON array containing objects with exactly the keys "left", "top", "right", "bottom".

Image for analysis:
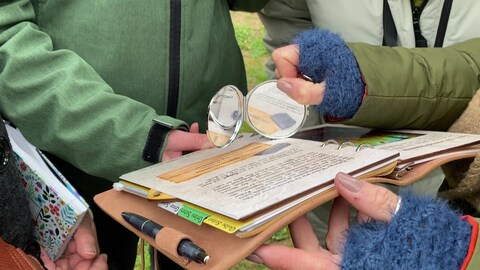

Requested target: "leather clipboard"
[{"left": 94, "top": 150, "right": 478, "bottom": 270}]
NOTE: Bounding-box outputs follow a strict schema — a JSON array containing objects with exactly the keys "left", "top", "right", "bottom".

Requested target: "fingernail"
[
  {"left": 84, "top": 245, "right": 97, "bottom": 256},
  {"left": 336, "top": 172, "right": 362, "bottom": 192},
  {"left": 246, "top": 253, "right": 264, "bottom": 264},
  {"left": 277, "top": 80, "right": 292, "bottom": 92}
]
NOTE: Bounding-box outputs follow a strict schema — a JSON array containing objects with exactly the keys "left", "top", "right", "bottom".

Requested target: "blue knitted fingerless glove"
[
  {"left": 294, "top": 29, "right": 364, "bottom": 119},
  {"left": 342, "top": 191, "right": 472, "bottom": 269}
]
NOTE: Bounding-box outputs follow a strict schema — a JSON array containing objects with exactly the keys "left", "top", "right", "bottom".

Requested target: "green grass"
[
  {"left": 134, "top": 241, "right": 150, "bottom": 270},
  {"left": 231, "top": 12, "right": 270, "bottom": 90},
  {"left": 134, "top": 11, "right": 289, "bottom": 270}
]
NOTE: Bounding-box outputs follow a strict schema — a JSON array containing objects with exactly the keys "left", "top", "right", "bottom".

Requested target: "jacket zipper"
[{"left": 167, "top": 0, "right": 181, "bottom": 117}]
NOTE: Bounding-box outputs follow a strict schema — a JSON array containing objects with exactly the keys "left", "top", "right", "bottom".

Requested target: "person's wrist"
[
  {"left": 142, "top": 117, "right": 189, "bottom": 163},
  {"left": 294, "top": 28, "right": 364, "bottom": 119}
]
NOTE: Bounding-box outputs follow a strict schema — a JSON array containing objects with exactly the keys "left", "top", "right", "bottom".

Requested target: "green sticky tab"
[{"left": 178, "top": 205, "right": 209, "bottom": 225}]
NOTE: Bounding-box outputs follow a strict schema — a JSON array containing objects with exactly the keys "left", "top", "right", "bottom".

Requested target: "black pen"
[{"left": 121, "top": 212, "right": 210, "bottom": 264}]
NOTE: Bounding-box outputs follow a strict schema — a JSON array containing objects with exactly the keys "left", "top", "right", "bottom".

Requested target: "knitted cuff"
[
  {"left": 294, "top": 29, "right": 364, "bottom": 119},
  {"left": 342, "top": 191, "right": 472, "bottom": 269}
]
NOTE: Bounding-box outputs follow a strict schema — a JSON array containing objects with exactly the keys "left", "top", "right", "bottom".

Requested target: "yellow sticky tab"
[
  {"left": 146, "top": 189, "right": 176, "bottom": 201},
  {"left": 203, "top": 215, "right": 247, "bottom": 234},
  {"left": 182, "top": 203, "right": 252, "bottom": 234}
]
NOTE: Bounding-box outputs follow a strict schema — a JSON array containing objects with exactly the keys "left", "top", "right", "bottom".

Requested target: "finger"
[
  {"left": 252, "top": 244, "right": 341, "bottom": 270},
  {"left": 75, "top": 254, "right": 108, "bottom": 270},
  {"left": 165, "top": 130, "right": 214, "bottom": 152},
  {"left": 65, "top": 238, "right": 77, "bottom": 255},
  {"left": 56, "top": 260, "right": 69, "bottom": 270},
  {"left": 189, "top": 123, "right": 199, "bottom": 133},
  {"left": 289, "top": 215, "right": 321, "bottom": 253},
  {"left": 162, "top": 151, "right": 183, "bottom": 161},
  {"left": 90, "top": 254, "right": 108, "bottom": 270},
  {"left": 356, "top": 211, "right": 370, "bottom": 224},
  {"left": 272, "top": 45, "right": 300, "bottom": 79},
  {"left": 277, "top": 78, "right": 326, "bottom": 105},
  {"left": 73, "top": 215, "right": 98, "bottom": 259},
  {"left": 40, "top": 248, "right": 56, "bottom": 270},
  {"left": 335, "top": 172, "right": 398, "bottom": 222},
  {"left": 326, "top": 196, "right": 350, "bottom": 254},
  {"left": 275, "top": 68, "right": 281, "bottom": 79}
]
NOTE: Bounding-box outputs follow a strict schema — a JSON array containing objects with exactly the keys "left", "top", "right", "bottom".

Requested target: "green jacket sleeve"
[
  {"left": 342, "top": 38, "right": 480, "bottom": 131},
  {"left": 0, "top": 0, "right": 171, "bottom": 180}
]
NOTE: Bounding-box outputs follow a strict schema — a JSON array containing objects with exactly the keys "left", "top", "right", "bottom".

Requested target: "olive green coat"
[{"left": 343, "top": 38, "right": 480, "bottom": 131}]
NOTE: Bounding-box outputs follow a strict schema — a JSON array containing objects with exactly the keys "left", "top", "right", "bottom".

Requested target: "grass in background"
[
  {"left": 134, "top": 11, "right": 290, "bottom": 270},
  {"left": 231, "top": 12, "right": 270, "bottom": 90}
]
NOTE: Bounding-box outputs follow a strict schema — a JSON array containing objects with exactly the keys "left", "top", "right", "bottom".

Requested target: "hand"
[
  {"left": 250, "top": 215, "right": 341, "bottom": 270},
  {"left": 249, "top": 172, "right": 399, "bottom": 270},
  {"left": 272, "top": 44, "right": 326, "bottom": 105},
  {"left": 40, "top": 215, "right": 108, "bottom": 270},
  {"left": 324, "top": 172, "right": 399, "bottom": 254},
  {"left": 162, "top": 122, "right": 214, "bottom": 161}
]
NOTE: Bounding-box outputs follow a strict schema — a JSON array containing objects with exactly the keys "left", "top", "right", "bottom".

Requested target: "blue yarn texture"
[
  {"left": 342, "top": 191, "right": 472, "bottom": 270},
  {"left": 294, "top": 29, "right": 364, "bottom": 119}
]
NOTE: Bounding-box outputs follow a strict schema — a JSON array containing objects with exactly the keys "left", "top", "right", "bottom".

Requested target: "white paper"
[{"left": 121, "top": 137, "right": 398, "bottom": 220}]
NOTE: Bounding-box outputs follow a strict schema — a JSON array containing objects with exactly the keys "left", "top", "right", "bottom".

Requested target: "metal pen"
[{"left": 121, "top": 212, "right": 210, "bottom": 264}]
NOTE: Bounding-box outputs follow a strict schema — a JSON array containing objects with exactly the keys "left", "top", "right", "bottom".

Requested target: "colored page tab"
[
  {"left": 157, "top": 201, "right": 253, "bottom": 233},
  {"left": 158, "top": 202, "right": 183, "bottom": 215},
  {"left": 147, "top": 189, "right": 176, "bottom": 201},
  {"left": 178, "top": 204, "right": 210, "bottom": 225},
  {"left": 203, "top": 215, "right": 247, "bottom": 234},
  {"left": 182, "top": 203, "right": 252, "bottom": 234}
]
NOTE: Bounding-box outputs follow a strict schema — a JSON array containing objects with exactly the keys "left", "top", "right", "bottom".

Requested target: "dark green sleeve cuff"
[{"left": 142, "top": 116, "right": 188, "bottom": 163}]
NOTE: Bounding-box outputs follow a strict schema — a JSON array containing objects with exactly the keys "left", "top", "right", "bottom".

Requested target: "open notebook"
[
  {"left": 95, "top": 152, "right": 478, "bottom": 270},
  {"left": 95, "top": 128, "right": 480, "bottom": 269},
  {"left": 119, "top": 135, "right": 399, "bottom": 221}
]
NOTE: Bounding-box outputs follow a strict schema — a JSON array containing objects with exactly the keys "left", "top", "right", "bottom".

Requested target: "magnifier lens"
[
  {"left": 207, "top": 86, "right": 243, "bottom": 148},
  {"left": 246, "top": 81, "right": 306, "bottom": 139}
]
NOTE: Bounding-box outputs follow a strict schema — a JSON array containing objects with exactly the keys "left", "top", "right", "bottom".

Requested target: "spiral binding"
[
  {"left": 338, "top": 141, "right": 355, "bottom": 149},
  {"left": 355, "top": 143, "right": 374, "bottom": 152},
  {"left": 320, "top": 139, "right": 374, "bottom": 152},
  {"left": 320, "top": 139, "right": 339, "bottom": 147}
]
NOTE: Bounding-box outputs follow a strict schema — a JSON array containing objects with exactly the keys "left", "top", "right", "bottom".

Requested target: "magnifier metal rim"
[
  {"left": 208, "top": 85, "right": 243, "bottom": 129},
  {"left": 206, "top": 85, "right": 244, "bottom": 148}
]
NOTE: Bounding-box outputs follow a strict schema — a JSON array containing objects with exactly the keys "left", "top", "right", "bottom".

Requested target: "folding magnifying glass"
[{"left": 206, "top": 80, "right": 308, "bottom": 148}]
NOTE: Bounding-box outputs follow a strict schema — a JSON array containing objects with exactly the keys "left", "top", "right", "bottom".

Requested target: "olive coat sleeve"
[{"left": 343, "top": 38, "right": 480, "bottom": 131}]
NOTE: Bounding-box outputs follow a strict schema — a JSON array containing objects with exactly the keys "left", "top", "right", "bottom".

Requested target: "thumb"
[
  {"left": 90, "top": 254, "right": 108, "bottom": 270},
  {"left": 251, "top": 244, "right": 340, "bottom": 270},
  {"left": 334, "top": 172, "right": 399, "bottom": 222},
  {"left": 189, "top": 122, "right": 199, "bottom": 133},
  {"left": 277, "top": 78, "right": 326, "bottom": 105},
  {"left": 74, "top": 215, "right": 99, "bottom": 259},
  {"left": 166, "top": 130, "right": 214, "bottom": 152}
]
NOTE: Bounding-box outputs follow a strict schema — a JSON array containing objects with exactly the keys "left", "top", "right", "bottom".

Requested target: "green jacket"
[
  {"left": 344, "top": 39, "right": 480, "bottom": 131},
  {"left": 0, "top": 0, "right": 268, "bottom": 183}
]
